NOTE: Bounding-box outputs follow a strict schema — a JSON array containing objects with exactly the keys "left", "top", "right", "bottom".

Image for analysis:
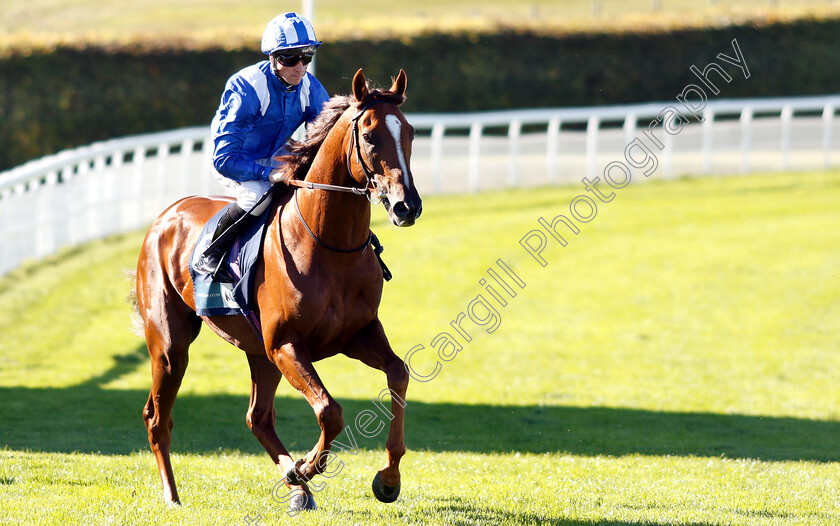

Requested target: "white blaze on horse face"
[{"left": 385, "top": 114, "right": 411, "bottom": 191}]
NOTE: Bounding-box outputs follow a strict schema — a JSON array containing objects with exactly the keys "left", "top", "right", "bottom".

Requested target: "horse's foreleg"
[
  {"left": 271, "top": 342, "right": 344, "bottom": 483},
  {"left": 345, "top": 320, "right": 409, "bottom": 503}
]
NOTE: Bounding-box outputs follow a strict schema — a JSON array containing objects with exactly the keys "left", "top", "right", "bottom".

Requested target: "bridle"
[
  {"left": 286, "top": 97, "right": 392, "bottom": 205},
  {"left": 289, "top": 97, "right": 396, "bottom": 258}
]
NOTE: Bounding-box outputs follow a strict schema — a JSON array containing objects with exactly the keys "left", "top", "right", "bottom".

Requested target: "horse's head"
[{"left": 348, "top": 69, "right": 422, "bottom": 227}]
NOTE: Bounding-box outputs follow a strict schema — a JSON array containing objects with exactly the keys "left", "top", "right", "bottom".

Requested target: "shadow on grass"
[
  {"left": 1, "top": 345, "right": 838, "bottom": 463},
  {"left": 341, "top": 495, "right": 720, "bottom": 526}
]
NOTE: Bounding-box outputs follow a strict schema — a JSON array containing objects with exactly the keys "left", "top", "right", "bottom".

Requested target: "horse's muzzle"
[{"left": 385, "top": 196, "right": 422, "bottom": 227}]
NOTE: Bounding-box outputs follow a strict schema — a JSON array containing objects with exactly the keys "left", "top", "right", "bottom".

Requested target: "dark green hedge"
[{"left": 1, "top": 17, "right": 838, "bottom": 171}]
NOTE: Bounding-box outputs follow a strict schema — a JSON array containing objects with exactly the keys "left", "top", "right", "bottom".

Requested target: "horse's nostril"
[{"left": 392, "top": 201, "right": 410, "bottom": 218}]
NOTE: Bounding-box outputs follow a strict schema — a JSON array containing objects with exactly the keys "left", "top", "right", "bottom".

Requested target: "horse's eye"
[{"left": 362, "top": 133, "right": 375, "bottom": 144}]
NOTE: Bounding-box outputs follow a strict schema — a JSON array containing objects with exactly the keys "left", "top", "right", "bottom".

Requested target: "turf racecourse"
[{"left": 1, "top": 170, "right": 839, "bottom": 525}]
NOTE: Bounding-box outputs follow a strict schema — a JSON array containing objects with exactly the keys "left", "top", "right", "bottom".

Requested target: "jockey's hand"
[{"left": 268, "top": 168, "right": 285, "bottom": 184}]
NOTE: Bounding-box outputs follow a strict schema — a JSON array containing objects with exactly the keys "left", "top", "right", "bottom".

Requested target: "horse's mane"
[{"left": 273, "top": 86, "right": 406, "bottom": 183}]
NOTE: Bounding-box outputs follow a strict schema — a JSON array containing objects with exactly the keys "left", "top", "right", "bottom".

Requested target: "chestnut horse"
[{"left": 134, "top": 69, "right": 421, "bottom": 511}]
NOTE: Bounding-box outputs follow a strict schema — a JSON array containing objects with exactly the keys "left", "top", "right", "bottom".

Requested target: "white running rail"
[{"left": 1, "top": 95, "right": 838, "bottom": 276}]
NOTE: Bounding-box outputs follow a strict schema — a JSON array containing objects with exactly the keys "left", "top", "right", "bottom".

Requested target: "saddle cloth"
[{"left": 188, "top": 201, "right": 272, "bottom": 320}]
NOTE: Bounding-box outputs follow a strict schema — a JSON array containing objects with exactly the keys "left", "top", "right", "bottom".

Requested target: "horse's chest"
[
  {"left": 313, "top": 284, "right": 375, "bottom": 324},
  {"left": 289, "top": 273, "right": 378, "bottom": 336},
  {"left": 269, "top": 233, "right": 383, "bottom": 345}
]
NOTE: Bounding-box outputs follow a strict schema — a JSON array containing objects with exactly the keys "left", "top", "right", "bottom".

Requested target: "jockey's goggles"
[{"left": 273, "top": 52, "right": 315, "bottom": 67}]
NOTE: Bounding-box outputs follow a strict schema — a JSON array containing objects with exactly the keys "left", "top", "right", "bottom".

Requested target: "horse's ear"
[
  {"left": 352, "top": 69, "right": 369, "bottom": 102},
  {"left": 390, "top": 69, "right": 407, "bottom": 97}
]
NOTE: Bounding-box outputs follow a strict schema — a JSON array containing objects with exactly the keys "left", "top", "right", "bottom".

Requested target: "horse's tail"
[{"left": 123, "top": 268, "right": 145, "bottom": 338}]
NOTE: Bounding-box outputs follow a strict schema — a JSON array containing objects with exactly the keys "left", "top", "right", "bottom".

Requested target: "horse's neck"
[{"left": 295, "top": 125, "right": 371, "bottom": 243}]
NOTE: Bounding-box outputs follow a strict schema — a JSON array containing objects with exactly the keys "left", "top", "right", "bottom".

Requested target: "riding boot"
[{"left": 193, "top": 204, "right": 248, "bottom": 277}]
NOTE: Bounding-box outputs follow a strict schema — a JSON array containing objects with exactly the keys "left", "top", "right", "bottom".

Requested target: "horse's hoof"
[
  {"left": 288, "top": 491, "right": 317, "bottom": 513},
  {"left": 284, "top": 463, "right": 306, "bottom": 486},
  {"left": 371, "top": 472, "right": 401, "bottom": 503}
]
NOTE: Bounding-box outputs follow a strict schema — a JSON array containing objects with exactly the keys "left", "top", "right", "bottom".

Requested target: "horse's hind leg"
[
  {"left": 141, "top": 298, "right": 200, "bottom": 505},
  {"left": 344, "top": 319, "right": 409, "bottom": 503},
  {"left": 245, "top": 352, "right": 287, "bottom": 459}
]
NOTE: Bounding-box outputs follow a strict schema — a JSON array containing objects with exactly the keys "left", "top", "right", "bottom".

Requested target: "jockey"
[{"left": 195, "top": 12, "right": 331, "bottom": 276}]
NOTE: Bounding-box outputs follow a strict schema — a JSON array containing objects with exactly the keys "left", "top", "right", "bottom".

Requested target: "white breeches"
[{"left": 213, "top": 156, "right": 280, "bottom": 215}]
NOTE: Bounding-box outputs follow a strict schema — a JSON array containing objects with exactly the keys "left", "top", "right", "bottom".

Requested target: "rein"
[
  {"left": 286, "top": 179, "right": 368, "bottom": 196},
  {"left": 293, "top": 189, "right": 371, "bottom": 253},
  {"left": 292, "top": 182, "right": 392, "bottom": 280}
]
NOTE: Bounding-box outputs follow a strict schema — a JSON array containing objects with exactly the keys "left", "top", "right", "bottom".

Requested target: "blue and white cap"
[{"left": 261, "top": 13, "right": 321, "bottom": 55}]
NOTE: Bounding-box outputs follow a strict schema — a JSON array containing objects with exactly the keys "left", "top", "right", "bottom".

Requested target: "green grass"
[
  {"left": 1, "top": 170, "right": 840, "bottom": 525},
  {"left": 3, "top": 0, "right": 840, "bottom": 50}
]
